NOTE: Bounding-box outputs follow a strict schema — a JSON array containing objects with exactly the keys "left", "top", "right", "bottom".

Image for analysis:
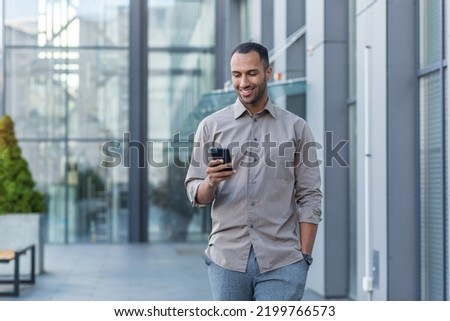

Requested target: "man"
[{"left": 185, "top": 42, "right": 322, "bottom": 300}]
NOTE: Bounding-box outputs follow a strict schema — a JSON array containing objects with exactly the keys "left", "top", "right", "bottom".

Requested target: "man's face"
[{"left": 230, "top": 51, "right": 272, "bottom": 110}]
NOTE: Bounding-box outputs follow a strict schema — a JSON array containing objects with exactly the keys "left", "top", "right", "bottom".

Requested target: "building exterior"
[
  {"left": 305, "top": 0, "right": 448, "bottom": 301},
  {"left": 0, "top": 0, "right": 448, "bottom": 301}
]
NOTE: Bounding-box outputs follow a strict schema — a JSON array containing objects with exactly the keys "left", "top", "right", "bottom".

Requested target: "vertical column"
[
  {"left": 286, "top": 0, "right": 306, "bottom": 117},
  {"left": 323, "top": 0, "right": 349, "bottom": 298},
  {"left": 261, "top": 0, "right": 274, "bottom": 49},
  {"left": 215, "top": 0, "right": 241, "bottom": 89},
  {"left": 386, "top": 0, "right": 420, "bottom": 300},
  {"left": 286, "top": 0, "right": 305, "bottom": 79},
  {"left": 214, "top": 0, "right": 227, "bottom": 89},
  {"left": 129, "top": 0, "right": 148, "bottom": 243},
  {"left": 307, "top": 0, "right": 350, "bottom": 298}
]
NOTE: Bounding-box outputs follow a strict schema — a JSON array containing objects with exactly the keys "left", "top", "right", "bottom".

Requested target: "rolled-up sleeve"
[
  {"left": 185, "top": 179, "right": 205, "bottom": 207},
  {"left": 185, "top": 119, "right": 210, "bottom": 207},
  {"left": 294, "top": 122, "right": 323, "bottom": 224}
]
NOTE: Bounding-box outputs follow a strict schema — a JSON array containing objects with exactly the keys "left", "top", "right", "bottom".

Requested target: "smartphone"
[{"left": 209, "top": 147, "right": 233, "bottom": 171}]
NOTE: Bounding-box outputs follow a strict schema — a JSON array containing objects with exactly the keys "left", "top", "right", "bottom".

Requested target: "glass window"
[
  {"left": 5, "top": 48, "right": 68, "bottom": 139},
  {"left": 5, "top": 48, "right": 128, "bottom": 140},
  {"left": 148, "top": 0, "right": 214, "bottom": 47},
  {"left": 419, "top": 0, "right": 447, "bottom": 301},
  {"left": 3, "top": 0, "right": 130, "bottom": 244},
  {"left": 420, "top": 72, "right": 446, "bottom": 300},
  {"left": 445, "top": 0, "right": 447, "bottom": 60},
  {"left": 147, "top": 0, "right": 215, "bottom": 242},
  {"left": 67, "top": 49, "right": 128, "bottom": 139},
  {"left": 4, "top": 0, "right": 129, "bottom": 47},
  {"left": 419, "top": 0, "right": 443, "bottom": 68}
]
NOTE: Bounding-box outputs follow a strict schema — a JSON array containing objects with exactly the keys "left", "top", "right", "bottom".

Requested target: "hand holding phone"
[{"left": 209, "top": 147, "right": 233, "bottom": 171}]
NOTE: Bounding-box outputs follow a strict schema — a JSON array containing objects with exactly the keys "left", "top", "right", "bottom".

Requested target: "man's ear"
[{"left": 265, "top": 65, "right": 273, "bottom": 81}]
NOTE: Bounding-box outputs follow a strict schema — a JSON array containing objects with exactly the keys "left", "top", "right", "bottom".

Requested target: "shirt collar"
[{"left": 233, "top": 98, "right": 277, "bottom": 120}]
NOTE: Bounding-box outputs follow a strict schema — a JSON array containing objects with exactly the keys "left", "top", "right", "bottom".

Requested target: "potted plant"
[{"left": 0, "top": 115, "right": 45, "bottom": 275}]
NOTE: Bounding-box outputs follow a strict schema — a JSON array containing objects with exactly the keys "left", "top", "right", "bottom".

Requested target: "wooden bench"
[{"left": 0, "top": 245, "right": 35, "bottom": 297}]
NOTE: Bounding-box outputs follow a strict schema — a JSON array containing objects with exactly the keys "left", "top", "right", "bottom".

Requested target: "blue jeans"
[{"left": 205, "top": 247, "right": 309, "bottom": 301}]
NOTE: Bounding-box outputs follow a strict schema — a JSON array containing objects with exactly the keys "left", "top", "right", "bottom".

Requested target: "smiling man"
[
  {"left": 230, "top": 46, "right": 271, "bottom": 113},
  {"left": 185, "top": 42, "right": 322, "bottom": 301}
]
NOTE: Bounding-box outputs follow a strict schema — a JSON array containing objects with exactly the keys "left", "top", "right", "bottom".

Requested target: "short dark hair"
[{"left": 231, "top": 42, "right": 270, "bottom": 70}]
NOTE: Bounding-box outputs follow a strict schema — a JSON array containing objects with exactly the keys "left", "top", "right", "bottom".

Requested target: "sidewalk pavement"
[{"left": 0, "top": 243, "right": 327, "bottom": 301}]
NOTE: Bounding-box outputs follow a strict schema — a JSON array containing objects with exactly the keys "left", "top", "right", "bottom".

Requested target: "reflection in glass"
[
  {"left": 5, "top": 48, "right": 128, "bottom": 140},
  {"left": 147, "top": 0, "right": 215, "bottom": 242},
  {"left": 5, "top": 0, "right": 129, "bottom": 47},
  {"left": 4, "top": 0, "right": 130, "bottom": 243}
]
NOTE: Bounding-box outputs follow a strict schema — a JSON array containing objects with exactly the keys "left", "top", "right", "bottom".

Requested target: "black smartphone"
[{"left": 209, "top": 147, "right": 233, "bottom": 171}]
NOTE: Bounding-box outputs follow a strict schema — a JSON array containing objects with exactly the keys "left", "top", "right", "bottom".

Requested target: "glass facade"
[
  {"left": 1, "top": 0, "right": 306, "bottom": 245},
  {"left": 419, "top": 0, "right": 447, "bottom": 300},
  {"left": 147, "top": 0, "right": 215, "bottom": 242},
  {"left": 3, "top": 0, "right": 130, "bottom": 243},
  {"left": 419, "top": 0, "right": 443, "bottom": 69},
  {"left": 1, "top": 0, "right": 216, "bottom": 244},
  {"left": 420, "top": 72, "right": 446, "bottom": 300}
]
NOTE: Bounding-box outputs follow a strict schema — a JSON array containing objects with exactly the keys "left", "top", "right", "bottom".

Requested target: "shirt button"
[
  {"left": 253, "top": 118, "right": 257, "bottom": 123},
  {"left": 249, "top": 224, "right": 254, "bottom": 228},
  {"left": 254, "top": 138, "right": 258, "bottom": 141},
  {"left": 250, "top": 202, "right": 255, "bottom": 206}
]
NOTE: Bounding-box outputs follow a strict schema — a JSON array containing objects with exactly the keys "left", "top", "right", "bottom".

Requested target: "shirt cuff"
[
  {"left": 297, "top": 206, "right": 322, "bottom": 224},
  {"left": 186, "top": 179, "right": 208, "bottom": 208}
]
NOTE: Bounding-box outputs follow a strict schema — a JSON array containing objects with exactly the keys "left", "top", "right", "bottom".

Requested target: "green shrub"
[{"left": 0, "top": 115, "right": 44, "bottom": 214}]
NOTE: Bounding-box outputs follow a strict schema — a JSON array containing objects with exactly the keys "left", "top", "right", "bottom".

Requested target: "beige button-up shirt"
[{"left": 185, "top": 98, "right": 322, "bottom": 273}]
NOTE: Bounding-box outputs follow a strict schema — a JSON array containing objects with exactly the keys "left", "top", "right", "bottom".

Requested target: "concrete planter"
[{"left": 0, "top": 213, "right": 45, "bottom": 275}]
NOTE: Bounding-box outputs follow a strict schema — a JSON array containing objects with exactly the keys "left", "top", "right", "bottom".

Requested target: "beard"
[{"left": 237, "top": 81, "right": 268, "bottom": 108}]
